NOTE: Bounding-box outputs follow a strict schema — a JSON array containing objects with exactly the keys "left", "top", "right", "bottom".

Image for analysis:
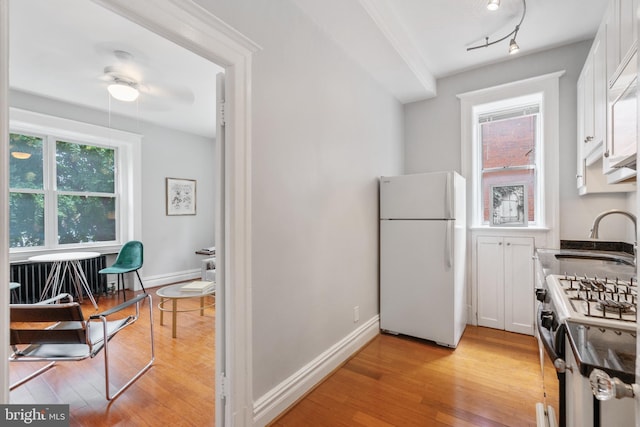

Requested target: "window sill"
[
  {"left": 469, "top": 225, "right": 551, "bottom": 232},
  {"left": 10, "top": 245, "right": 121, "bottom": 263}
]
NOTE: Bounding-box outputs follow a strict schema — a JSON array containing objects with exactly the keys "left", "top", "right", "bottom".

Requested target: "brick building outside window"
[{"left": 479, "top": 105, "right": 539, "bottom": 226}]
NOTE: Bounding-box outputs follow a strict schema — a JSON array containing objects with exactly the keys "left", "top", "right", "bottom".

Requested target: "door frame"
[{"left": 0, "top": 1, "right": 259, "bottom": 425}]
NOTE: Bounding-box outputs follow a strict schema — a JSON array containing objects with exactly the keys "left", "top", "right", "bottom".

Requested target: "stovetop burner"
[
  {"left": 546, "top": 274, "right": 638, "bottom": 329},
  {"left": 596, "top": 298, "right": 635, "bottom": 314}
]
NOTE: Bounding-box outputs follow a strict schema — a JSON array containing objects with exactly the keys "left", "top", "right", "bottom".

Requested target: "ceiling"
[
  {"left": 9, "top": 0, "right": 223, "bottom": 139},
  {"left": 292, "top": 0, "right": 609, "bottom": 102},
  {"left": 9, "top": 0, "right": 608, "bottom": 135}
]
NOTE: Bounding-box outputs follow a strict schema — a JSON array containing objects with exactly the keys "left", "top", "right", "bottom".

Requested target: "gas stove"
[
  {"left": 535, "top": 248, "right": 637, "bottom": 427},
  {"left": 545, "top": 274, "right": 637, "bottom": 330}
]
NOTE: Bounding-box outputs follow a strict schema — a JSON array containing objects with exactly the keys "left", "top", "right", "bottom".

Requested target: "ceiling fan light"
[
  {"left": 11, "top": 151, "right": 31, "bottom": 160},
  {"left": 509, "top": 38, "right": 520, "bottom": 54},
  {"left": 107, "top": 82, "right": 139, "bottom": 102},
  {"left": 487, "top": 0, "right": 500, "bottom": 11}
]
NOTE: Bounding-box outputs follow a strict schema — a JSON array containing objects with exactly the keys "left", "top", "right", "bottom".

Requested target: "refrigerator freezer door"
[
  {"left": 380, "top": 171, "right": 458, "bottom": 220},
  {"left": 380, "top": 219, "right": 465, "bottom": 347}
]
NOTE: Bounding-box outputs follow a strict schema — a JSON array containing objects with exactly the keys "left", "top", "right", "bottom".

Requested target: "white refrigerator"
[{"left": 380, "top": 171, "right": 466, "bottom": 348}]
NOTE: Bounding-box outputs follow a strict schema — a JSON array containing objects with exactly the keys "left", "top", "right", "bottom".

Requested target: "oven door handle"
[{"left": 536, "top": 304, "right": 566, "bottom": 373}]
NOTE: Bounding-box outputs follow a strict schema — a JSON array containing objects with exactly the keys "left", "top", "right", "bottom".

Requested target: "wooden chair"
[{"left": 9, "top": 292, "right": 154, "bottom": 400}]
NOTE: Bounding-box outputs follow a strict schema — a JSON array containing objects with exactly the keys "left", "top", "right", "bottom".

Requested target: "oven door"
[{"left": 535, "top": 304, "right": 564, "bottom": 427}]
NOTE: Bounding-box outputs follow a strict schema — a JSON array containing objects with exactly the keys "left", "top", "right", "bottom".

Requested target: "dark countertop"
[{"left": 560, "top": 239, "right": 635, "bottom": 254}]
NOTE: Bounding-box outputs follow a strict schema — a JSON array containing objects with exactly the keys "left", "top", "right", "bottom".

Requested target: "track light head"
[{"left": 509, "top": 38, "right": 520, "bottom": 54}]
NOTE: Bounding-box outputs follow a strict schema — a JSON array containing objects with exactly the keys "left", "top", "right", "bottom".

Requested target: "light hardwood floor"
[
  {"left": 272, "top": 327, "right": 558, "bottom": 427},
  {"left": 10, "top": 290, "right": 555, "bottom": 427},
  {"left": 9, "top": 288, "right": 216, "bottom": 427}
]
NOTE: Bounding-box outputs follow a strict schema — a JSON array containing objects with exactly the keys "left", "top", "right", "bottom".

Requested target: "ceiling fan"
[{"left": 100, "top": 50, "right": 195, "bottom": 106}]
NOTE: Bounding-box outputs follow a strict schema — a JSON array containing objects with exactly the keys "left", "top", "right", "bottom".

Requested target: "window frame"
[
  {"left": 9, "top": 108, "right": 142, "bottom": 261},
  {"left": 458, "top": 71, "right": 563, "bottom": 241}
]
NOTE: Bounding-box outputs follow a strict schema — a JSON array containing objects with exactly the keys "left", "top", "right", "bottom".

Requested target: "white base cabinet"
[{"left": 476, "top": 236, "right": 534, "bottom": 335}]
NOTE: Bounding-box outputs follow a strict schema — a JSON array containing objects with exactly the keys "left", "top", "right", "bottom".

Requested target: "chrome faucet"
[
  {"left": 589, "top": 209, "right": 637, "bottom": 239},
  {"left": 588, "top": 209, "right": 637, "bottom": 264}
]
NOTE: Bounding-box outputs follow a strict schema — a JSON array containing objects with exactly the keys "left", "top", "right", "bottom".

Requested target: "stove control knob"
[
  {"left": 540, "top": 310, "right": 555, "bottom": 330},
  {"left": 535, "top": 288, "right": 548, "bottom": 303}
]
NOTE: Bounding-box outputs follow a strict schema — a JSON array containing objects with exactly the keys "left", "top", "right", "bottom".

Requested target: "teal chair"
[{"left": 99, "top": 241, "right": 146, "bottom": 300}]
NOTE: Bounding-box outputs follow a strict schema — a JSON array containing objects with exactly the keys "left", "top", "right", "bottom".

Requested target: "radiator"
[{"left": 10, "top": 255, "right": 107, "bottom": 303}]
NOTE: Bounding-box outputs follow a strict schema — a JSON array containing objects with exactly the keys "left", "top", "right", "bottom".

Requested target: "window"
[
  {"left": 458, "top": 71, "right": 563, "bottom": 235},
  {"left": 9, "top": 133, "right": 45, "bottom": 247},
  {"left": 477, "top": 101, "right": 540, "bottom": 225},
  {"left": 9, "top": 109, "right": 141, "bottom": 254}
]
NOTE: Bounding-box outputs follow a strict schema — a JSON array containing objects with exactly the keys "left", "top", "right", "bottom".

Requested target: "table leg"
[
  {"left": 69, "top": 260, "right": 98, "bottom": 309},
  {"left": 200, "top": 296, "right": 205, "bottom": 316},
  {"left": 159, "top": 298, "right": 165, "bottom": 325},
  {"left": 39, "top": 261, "right": 62, "bottom": 301},
  {"left": 58, "top": 262, "right": 72, "bottom": 301},
  {"left": 172, "top": 299, "right": 178, "bottom": 338}
]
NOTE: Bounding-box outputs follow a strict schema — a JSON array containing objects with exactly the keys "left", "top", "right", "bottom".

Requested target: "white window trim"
[
  {"left": 458, "top": 71, "right": 564, "bottom": 242},
  {"left": 8, "top": 108, "right": 142, "bottom": 261}
]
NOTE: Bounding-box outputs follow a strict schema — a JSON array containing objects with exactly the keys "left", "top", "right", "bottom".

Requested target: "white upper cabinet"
[{"left": 578, "top": 0, "right": 637, "bottom": 192}]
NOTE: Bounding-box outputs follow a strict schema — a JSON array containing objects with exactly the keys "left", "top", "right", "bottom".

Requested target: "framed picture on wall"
[
  {"left": 490, "top": 183, "right": 527, "bottom": 227},
  {"left": 166, "top": 177, "right": 196, "bottom": 215}
]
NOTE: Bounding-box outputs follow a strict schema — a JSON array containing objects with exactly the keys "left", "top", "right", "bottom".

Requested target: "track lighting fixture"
[{"left": 468, "top": 0, "right": 526, "bottom": 55}]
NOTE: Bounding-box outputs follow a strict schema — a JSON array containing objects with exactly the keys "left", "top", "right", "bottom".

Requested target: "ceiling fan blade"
[{"left": 140, "top": 83, "right": 195, "bottom": 105}]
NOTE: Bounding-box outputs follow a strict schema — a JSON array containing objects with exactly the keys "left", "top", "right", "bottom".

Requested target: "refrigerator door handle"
[
  {"left": 445, "top": 172, "right": 453, "bottom": 219},
  {"left": 445, "top": 220, "right": 453, "bottom": 268}
]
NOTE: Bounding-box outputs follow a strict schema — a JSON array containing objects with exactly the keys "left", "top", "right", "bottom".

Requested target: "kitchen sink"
[
  {"left": 536, "top": 248, "right": 636, "bottom": 279},
  {"left": 554, "top": 253, "right": 634, "bottom": 266}
]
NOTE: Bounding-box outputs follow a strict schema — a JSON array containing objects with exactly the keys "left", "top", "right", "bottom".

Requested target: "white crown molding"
[
  {"left": 358, "top": 0, "right": 436, "bottom": 99},
  {"left": 291, "top": 0, "right": 435, "bottom": 103}
]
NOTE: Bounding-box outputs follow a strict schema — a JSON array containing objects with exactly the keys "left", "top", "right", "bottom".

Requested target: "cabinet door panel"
[
  {"left": 620, "top": 0, "right": 635, "bottom": 58},
  {"left": 504, "top": 237, "right": 534, "bottom": 335},
  {"left": 606, "top": 0, "right": 620, "bottom": 82},
  {"left": 476, "top": 236, "right": 504, "bottom": 330}
]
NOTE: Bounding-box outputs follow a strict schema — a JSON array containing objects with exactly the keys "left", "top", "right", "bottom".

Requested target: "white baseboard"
[
  {"left": 253, "top": 315, "right": 380, "bottom": 427},
  {"left": 138, "top": 269, "right": 200, "bottom": 290},
  {"left": 467, "top": 305, "right": 477, "bottom": 326}
]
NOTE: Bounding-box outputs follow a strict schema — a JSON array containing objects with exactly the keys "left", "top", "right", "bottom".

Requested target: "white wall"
[
  {"left": 139, "top": 124, "right": 216, "bottom": 284},
  {"left": 404, "top": 40, "right": 635, "bottom": 244},
  {"left": 193, "top": 0, "right": 403, "bottom": 403},
  {"left": 9, "top": 89, "right": 216, "bottom": 283}
]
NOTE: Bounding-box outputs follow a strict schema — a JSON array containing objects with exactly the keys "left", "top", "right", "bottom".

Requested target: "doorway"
[{"left": 0, "top": 1, "right": 258, "bottom": 425}]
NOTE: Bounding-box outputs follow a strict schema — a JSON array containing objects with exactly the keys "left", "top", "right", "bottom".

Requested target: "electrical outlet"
[{"left": 353, "top": 306, "right": 359, "bottom": 323}]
